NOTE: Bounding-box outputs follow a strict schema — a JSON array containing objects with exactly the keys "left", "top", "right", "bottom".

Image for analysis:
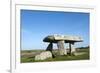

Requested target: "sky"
[{"left": 21, "top": 9, "right": 89, "bottom": 50}]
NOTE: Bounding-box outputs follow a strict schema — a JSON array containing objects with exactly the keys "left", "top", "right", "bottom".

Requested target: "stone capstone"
[
  {"left": 35, "top": 51, "right": 52, "bottom": 61},
  {"left": 43, "top": 34, "right": 83, "bottom": 43}
]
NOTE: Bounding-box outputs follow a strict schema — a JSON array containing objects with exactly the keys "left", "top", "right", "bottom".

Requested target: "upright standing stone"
[
  {"left": 46, "top": 42, "right": 53, "bottom": 52},
  {"left": 71, "top": 43, "right": 76, "bottom": 55},
  {"left": 57, "top": 40, "right": 67, "bottom": 55},
  {"left": 46, "top": 42, "right": 55, "bottom": 58},
  {"left": 69, "top": 43, "right": 76, "bottom": 55}
]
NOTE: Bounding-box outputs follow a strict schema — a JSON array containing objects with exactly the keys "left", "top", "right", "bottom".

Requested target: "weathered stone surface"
[
  {"left": 71, "top": 43, "right": 76, "bottom": 53},
  {"left": 43, "top": 34, "right": 83, "bottom": 43},
  {"left": 69, "top": 43, "right": 76, "bottom": 55},
  {"left": 57, "top": 41, "right": 67, "bottom": 55},
  {"left": 58, "top": 49, "right": 67, "bottom": 55},
  {"left": 35, "top": 51, "right": 52, "bottom": 61}
]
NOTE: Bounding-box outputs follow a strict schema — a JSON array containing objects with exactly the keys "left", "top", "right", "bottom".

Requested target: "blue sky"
[{"left": 21, "top": 10, "right": 89, "bottom": 50}]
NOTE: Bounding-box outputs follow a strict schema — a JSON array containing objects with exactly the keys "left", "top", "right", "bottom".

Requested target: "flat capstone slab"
[{"left": 43, "top": 34, "right": 83, "bottom": 43}]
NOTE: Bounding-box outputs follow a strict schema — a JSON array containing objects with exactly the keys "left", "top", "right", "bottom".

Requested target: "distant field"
[{"left": 21, "top": 48, "right": 89, "bottom": 63}]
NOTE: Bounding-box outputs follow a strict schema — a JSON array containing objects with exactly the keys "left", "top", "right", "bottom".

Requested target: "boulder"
[{"left": 35, "top": 51, "right": 52, "bottom": 61}]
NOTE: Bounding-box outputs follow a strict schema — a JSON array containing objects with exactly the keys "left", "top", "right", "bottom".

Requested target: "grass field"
[{"left": 21, "top": 48, "right": 89, "bottom": 63}]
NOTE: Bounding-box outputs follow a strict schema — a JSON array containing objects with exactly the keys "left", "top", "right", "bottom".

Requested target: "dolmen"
[
  {"left": 35, "top": 34, "right": 83, "bottom": 61},
  {"left": 43, "top": 34, "right": 83, "bottom": 56}
]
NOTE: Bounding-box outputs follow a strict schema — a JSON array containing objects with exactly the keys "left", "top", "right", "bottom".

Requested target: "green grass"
[{"left": 21, "top": 48, "right": 89, "bottom": 63}]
